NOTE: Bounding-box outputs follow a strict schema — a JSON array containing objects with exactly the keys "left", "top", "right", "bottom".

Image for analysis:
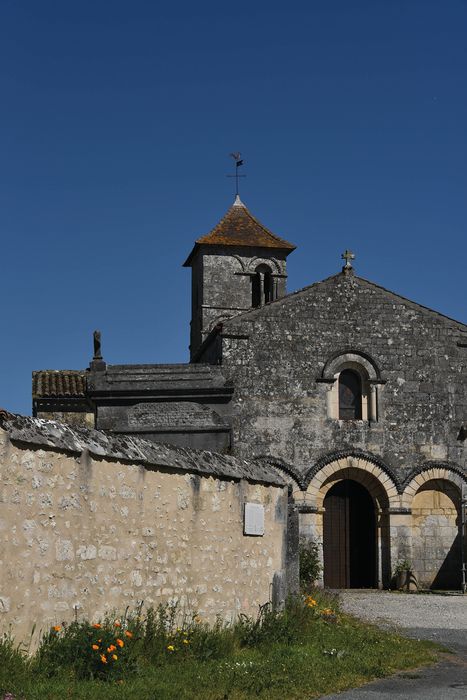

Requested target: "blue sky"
[{"left": 1, "top": 0, "right": 466, "bottom": 415}]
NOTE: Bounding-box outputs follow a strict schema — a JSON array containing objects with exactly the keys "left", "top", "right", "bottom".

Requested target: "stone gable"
[{"left": 211, "top": 271, "right": 467, "bottom": 483}]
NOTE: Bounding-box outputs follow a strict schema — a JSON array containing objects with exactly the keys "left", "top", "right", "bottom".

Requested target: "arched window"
[
  {"left": 320, "top": 351, "right": 382, "bottom": 423},
  {"left": 252, "top": 264, "right": 273, "bottom": 307},
  {"left": 339, "top": 369, "right": 362, "bottom": 420}
]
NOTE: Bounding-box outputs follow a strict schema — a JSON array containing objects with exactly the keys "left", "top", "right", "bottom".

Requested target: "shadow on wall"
[
  {"left": 431, "top": 533, "right": 462, "bottom": 590},
  {"left": 412, "top": 479, "right": 462, "bottom": 590}
]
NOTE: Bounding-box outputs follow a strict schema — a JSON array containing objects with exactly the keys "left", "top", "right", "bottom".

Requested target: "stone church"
[{"left": 33, "top": 195, "right": 467, "bottom": 591}]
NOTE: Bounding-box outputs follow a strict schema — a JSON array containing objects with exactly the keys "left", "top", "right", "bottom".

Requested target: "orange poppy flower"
[
  {"left": 92, "top": 623, "right": 102, "bottom": 629},
  {"left": 124, "top": 631, "right": 133, "bottom": 638},
  {"left": 92, "top": 644, "right": 99, "bottom": 650},
  {"left": 112, "top": 654, "right": 118, "bottom": 661},
  {"left": 100, "top": 654, "right": 107, "bottom": 664},
  {"left": 116, "top": 638, "right": 124, "bottom": 648},
  {"left": 52, "top": 625, "right": 61, "bottom": 632}
]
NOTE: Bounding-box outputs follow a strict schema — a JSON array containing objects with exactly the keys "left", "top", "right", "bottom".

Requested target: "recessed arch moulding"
[
  {"left": 260, "top": 453, "right": 467, "bottom": 590},
  {"left": 319, "top": 350, "right": 386, "bottom": 423},
  {"left": 402, "top": 467, "right": 466, "bottom": 588},
  {"left": 296, "top": 455, "right": 398, "bottom": 588}
]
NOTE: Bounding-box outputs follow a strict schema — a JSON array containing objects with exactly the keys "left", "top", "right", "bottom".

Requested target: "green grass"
[{"left": 0, "top": 591, "right": 439, "bottom": 700}]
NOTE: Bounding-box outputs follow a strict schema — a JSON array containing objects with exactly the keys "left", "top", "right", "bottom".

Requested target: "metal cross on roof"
[
  {"left": 227, "top": 152, "right": 246, "bottom": 196},
  {"left": 341, "top": 249, "right": 355, "bottom": 269}
]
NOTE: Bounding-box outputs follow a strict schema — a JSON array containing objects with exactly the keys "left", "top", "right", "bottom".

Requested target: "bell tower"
[{"left": 183, "top": 196, "right": 295, "bottom": 360}]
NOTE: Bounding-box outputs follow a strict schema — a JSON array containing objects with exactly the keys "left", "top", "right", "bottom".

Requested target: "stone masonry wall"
[
  {"left": 0, "top": 427, "right": 287, "bottom": 644},
  {"left": 36, "top": 410, "right": 94, "bottom": 429},
  {"left": 215, "top": 271, "right": 467, "bottom": 483},
  {"left": 190, "top": 247, "right": 288, "bottom": 357}
]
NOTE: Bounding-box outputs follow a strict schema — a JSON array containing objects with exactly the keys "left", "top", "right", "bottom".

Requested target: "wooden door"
[{"left": 323, "top": 480, "right": 376, "bottom": 588}]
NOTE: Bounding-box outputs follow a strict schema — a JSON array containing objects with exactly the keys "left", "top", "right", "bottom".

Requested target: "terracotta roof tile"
[
  {"left": 184, "top": 197, "right": 295, "bottom": 265},
  {"left": 33, "top": 370, "right": 87, "bottom": 398}
]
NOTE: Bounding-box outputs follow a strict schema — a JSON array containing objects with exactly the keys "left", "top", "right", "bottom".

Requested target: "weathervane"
[{"left": 227, "top": 152, "right": 246, "bottom": 196}]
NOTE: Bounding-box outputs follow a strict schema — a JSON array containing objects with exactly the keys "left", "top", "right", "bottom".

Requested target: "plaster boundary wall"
[{"left": 0, "top": 416, "right": 289, "bottom": 644}]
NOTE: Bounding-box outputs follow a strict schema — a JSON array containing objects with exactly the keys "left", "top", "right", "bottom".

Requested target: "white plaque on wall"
[{"left": 244, "top": 502, "right": 265, "bottom": 536}]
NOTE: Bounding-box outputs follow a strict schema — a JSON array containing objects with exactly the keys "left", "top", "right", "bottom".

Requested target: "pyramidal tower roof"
[{"left": 183, "top": 196, "right": 295, "bottom": 266}]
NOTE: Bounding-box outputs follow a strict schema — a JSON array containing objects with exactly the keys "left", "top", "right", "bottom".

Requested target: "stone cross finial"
[{"left": 341, "top": 250, "right": 355, "bottom": 269}]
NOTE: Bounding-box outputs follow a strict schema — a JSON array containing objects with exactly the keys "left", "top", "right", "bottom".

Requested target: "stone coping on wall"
[{"left": 0, "top": 413, "right": 286, "bottom": 488}]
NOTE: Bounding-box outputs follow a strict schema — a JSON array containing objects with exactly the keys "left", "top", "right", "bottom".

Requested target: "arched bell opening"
[{"left": 252, "top": 264, "right": 274, "bottom": 307}]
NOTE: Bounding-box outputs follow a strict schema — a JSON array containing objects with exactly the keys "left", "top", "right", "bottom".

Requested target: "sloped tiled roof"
[
  {"left": 33, "top": 370, "right": 87, "bottom": 398},
  {"left": 183, "top": 196, "right": 295, "bottom": 265}
]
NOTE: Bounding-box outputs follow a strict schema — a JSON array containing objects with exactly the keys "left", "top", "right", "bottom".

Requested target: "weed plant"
[
  {"left": 0, "top": 632, "right": 31, "bottom": 689},
  {"left": 299, "top": 538, "right": 322, "bottom": 591},
  {"left": 0, "top": 590, "right": 438, "bottom": 700}
]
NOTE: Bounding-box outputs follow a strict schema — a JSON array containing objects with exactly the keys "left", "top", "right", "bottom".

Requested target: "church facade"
[{"left": 34, "top": 196, "right": 467, "bottom": 591}]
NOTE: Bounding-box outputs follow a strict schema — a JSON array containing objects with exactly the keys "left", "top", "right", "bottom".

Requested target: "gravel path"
[
  {"left": 338, "top": 589, "right": 467, "bottom": 652},
  {"left": 321, "top": 590, "right": 467, "bottom": 699}
]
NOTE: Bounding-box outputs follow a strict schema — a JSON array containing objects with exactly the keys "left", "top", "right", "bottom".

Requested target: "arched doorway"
[{"left": 323, "top": 479, "right": 377, "bottom": 588}]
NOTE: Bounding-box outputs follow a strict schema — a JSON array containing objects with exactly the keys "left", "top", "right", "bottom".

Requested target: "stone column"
[
  {"left": 369, "top": 384, "right": 378, "bottom": 422},
  {"left": 273, "top": 277, "right": 278, "bottom": 301},
  {"left": 259, "top": 272, "right": 265, "bottom": 306},
  {"left": 388, "top": 508, "right": 412, "bottom": 583},
  {"left": 376, "top": 508, "right": 392, "bottom": 588},
  {"left": 286, "top": 499, "right": 300, "bottom": 597},
  {"left": 326, "top": 383, "right": 335, "bottom": 419},
  {"left": 299, "top": 506, "right": 325, "bottom": 587}
]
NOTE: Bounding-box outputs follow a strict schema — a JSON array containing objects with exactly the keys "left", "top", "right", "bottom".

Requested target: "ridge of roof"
[
  {"left": 183, "top": 198, "right": 295, "bottom": 265},
  {"left": 219, "top": 271, "right": 467, "bottom": 330}
]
